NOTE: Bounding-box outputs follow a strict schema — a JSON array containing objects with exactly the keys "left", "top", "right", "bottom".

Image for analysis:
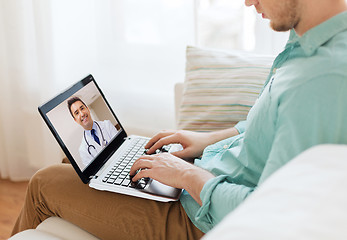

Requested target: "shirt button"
[{"left": 223, "top": 145, "right": 228, "bottom": 149}]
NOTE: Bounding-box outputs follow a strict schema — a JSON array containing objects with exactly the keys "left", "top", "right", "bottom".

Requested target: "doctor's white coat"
[{"left": 79, "top": 120, "right": 118, "bottom": 167}]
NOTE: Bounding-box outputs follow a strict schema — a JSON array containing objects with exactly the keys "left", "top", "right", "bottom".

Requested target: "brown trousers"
[{"left": 12, "top": 164, "right": 204, "bottom": 240}]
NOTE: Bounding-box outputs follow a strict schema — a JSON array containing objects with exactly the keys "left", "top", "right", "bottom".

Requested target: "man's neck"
[
  {"left": 84, "top": 121, "right": 94, "bottom": 131},
  {"left": 295, "top": 0, "right": 347, "bottom": 36}
]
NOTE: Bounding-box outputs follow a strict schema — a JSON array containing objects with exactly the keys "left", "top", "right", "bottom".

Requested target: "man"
[
  {"left": 67, "top": 97, "right": 118, "bottom": 167},
  {"left": 12, "top": 0, "right": 347, "bottom": 239}
]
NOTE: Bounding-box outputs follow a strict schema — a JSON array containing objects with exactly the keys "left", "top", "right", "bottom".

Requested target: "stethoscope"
[{"left": 84, "top": 121, "right": 107, "bottom": 155}]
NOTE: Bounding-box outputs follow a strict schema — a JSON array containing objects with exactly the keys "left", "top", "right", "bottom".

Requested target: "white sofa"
[
  {"left": 202, "top": 144, "right": 347, "bottom": 240},
  {"left": 10, "top": 83, "right": 347, "bottom": 240},
  {"left": 10, "top": 46, "right": 347, "bottom": 239}
]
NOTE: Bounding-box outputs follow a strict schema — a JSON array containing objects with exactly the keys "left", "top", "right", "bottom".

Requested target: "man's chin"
[{"left": 270, "top": 21, "right": 293, "bottom": 32}]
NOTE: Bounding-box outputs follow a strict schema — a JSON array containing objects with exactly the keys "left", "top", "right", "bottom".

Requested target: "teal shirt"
[{"left": 180, "top": 11, "right": 347, "bottom": 233}]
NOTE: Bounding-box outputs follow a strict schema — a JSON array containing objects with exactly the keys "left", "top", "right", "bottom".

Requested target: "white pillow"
[
  {"left": 202, "top": 144, "right": 347, "bottom": 240},
  {"left": 178, "top": 46, "right": 274, "bottom": 132}
]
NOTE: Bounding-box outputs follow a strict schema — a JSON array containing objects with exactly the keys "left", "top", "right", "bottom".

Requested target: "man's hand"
[
  {"left": 129, "top": 153, "right": 214, "bottom": 205},
  {"left": 145, "top": 128, "right": 240, "bottom": 160},
  {"left": 144, "top": 130, "right": 210, "bottom": 160}
]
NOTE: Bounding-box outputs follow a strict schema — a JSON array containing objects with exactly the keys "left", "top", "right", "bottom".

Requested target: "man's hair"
[{"left": 67, "top": 96, "right": 87, "bottom": 119}]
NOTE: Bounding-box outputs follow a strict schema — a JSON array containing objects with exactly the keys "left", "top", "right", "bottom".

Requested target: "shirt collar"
[{"left": 286, "top": 11, "right": 347, "bottom": 56}]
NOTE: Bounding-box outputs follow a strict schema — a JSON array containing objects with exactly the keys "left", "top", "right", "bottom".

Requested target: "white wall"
[{"left": 44, "top": 0, "right": 196, "bottom": 137}]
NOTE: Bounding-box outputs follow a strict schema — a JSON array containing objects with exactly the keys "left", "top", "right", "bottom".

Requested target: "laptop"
[{"left": 38, "top": 74, "right": 182, "bottom": 202}]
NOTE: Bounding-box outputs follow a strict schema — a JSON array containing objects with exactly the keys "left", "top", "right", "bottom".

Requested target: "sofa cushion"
[{"left": 178, "top": 46, "right": 274, "bottom": 131}]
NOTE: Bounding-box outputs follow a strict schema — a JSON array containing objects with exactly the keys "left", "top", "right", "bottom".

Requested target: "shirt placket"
[{"left": 260, "top": 42, "right": 297, "bottom": 96}]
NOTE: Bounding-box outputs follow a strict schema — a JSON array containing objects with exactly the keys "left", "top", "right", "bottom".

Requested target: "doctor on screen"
[{"left": 67, "top": 97, "right": 118, "bottom": 167}]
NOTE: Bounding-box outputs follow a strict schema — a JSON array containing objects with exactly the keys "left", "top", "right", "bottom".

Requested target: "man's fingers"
[
  {"left": 145, "top": 130, "right": 175, "bottom": 149},
  {"left": 146, "top": 134, "right": 180, "bottom": 154},
  {"left": 129, "top": 158, "right": 154, "bottom": 177},
  {"left": 130, "top": 168, "right": 153, "bottom": 182}
]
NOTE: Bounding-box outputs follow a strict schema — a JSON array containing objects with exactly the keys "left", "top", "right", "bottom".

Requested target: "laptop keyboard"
[{"left": 102, "top": 138, "right": 150, "bottom": 189}]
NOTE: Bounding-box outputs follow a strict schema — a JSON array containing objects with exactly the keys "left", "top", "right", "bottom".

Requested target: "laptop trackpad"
[{"left": 146, "top": 180, "right": 182, "bottom": 198}]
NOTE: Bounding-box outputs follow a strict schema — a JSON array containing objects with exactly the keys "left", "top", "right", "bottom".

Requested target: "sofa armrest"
[
  {"left": 10, "top": 217, "right": 99, "bottom": 240},
  {"left": 203, "top": 144, "right": 347, "bottom": 240}
]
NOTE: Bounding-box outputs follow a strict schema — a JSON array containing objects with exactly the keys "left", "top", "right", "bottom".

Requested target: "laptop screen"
[{"left": 39, "top": 75, "right": 127, "bottom": 183}]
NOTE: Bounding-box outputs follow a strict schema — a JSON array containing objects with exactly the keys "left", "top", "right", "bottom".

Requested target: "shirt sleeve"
[
  {"left": 195, "top": 175, "right": 254, "bottom": 227},
  {"left": 234, "top": 120, "right": 247, "bottom": 134}
]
